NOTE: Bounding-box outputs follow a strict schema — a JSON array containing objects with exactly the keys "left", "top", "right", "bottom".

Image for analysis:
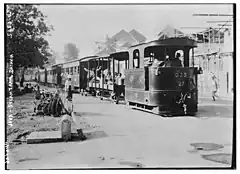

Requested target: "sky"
[{"left": 39, "top": 4, "right": 233, "bottom": 63}]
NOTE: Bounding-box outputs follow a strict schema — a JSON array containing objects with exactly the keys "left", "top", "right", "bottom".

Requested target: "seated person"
[
  {"left": 171, "top": 53, "right": 183, "bottom": 67},
  {"left": 165, "top": 53, "right": 183, "bottom": 67}
]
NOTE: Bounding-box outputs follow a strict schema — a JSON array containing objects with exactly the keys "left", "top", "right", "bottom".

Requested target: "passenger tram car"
[{"left": 36, "top": 36, "right": 202, "bottom": 116}]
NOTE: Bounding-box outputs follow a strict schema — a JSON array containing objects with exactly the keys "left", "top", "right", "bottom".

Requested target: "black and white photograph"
[{"left": 5, "top": 2, "right": 235, "bottom": 170}]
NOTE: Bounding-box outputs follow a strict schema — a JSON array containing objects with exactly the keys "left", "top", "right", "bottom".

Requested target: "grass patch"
[{"left": 7, "top": 93, "right": 60, "bottom": 148}]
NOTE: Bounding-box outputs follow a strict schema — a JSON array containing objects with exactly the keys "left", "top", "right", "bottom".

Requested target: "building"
[{"left": 194, "top": 27, "right": 233, "bottom": 98}]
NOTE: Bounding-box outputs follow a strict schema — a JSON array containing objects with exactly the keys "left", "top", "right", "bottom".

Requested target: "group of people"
[
  {"left": 149, "top": 52, "right": 183, "bottom": 68},
  {"left": 83, "top": 65, "right": 125, "bottom": 86}
]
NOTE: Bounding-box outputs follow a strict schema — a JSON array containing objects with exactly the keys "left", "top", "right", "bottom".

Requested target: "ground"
[{"left": 6, "top": 85, "right": 233, "bottom": 169}]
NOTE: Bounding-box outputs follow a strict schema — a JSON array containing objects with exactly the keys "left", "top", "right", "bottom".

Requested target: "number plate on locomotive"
[{"left": 175, "top": 71, "right": 188, "bottom": 78}]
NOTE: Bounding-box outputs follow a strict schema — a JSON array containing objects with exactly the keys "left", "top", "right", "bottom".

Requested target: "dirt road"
[{"left": 7, "top": 93, "right": 233, "bottom": 169}]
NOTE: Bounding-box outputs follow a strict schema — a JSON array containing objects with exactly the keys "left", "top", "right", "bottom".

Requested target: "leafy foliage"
[
  {"left": 63, "top": 43, "right": 79, "bottom": 62},
  {"left": 6, "top": 5, "right": 54, "bottom": 69}
]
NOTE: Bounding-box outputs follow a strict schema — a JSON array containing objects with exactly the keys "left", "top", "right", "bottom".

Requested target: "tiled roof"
[
  {"left": 96, "top": 29, "right": 147, "bottom": 56},
  {"left": 129, "top": 29, "right": 147, "bottom": 43},
  {"left": 158, "top": 25, "right": 185, "bottom": 39}
]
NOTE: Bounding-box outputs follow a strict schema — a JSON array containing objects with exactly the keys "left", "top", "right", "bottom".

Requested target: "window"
[
  {"left": 133, "top": 49, "right": 140, "bottom": 68},
  {"left": 78, "top": 66, "right": 80, "bottom": 73}
]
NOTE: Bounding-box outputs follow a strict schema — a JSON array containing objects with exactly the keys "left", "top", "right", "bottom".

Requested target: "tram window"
[
  {"left": 70, "top": 67, "right": 73, "bottom": 74},
  {"left": 133, "top": 49, "right": 140, "bottom": 68},
  {"left": 78, "top": 66, "right": 80, "bottom": 73}
]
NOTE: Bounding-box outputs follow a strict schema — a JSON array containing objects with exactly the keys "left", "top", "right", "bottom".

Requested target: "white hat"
[{"left": 67, "top": 74, "right": 72, "bottom": 79}]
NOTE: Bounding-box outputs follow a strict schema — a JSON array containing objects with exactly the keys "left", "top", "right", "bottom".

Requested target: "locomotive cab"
[{"left": 124, "top": 37, "right": 200, "bottom": 116}]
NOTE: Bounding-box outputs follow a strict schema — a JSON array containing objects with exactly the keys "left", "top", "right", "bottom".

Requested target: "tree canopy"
[
  {"left": 63, "top": 43, "right": 79, "bottom": 62},
  {"left": 6, "top": 5, "right": 54, "bottom": 69}
]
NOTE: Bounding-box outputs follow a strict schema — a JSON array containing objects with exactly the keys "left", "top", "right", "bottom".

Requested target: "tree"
[
  {"left": 47, "top": 51, "right": 58, "bottom": 65},
  {"left": 6, "top": 5, "right": 53, "bottom": 86},
  {"left": 63, "top": 43, "right": 79, "bottom": 62}
]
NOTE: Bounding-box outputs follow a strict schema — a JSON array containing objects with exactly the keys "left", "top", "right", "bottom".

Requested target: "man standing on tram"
[{"left": 165, "top": 52, "right": 183, "bottom": 67}]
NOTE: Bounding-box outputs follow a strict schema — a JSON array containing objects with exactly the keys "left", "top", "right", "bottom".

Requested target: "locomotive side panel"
[
  {"left": 148, "top": 67, "right": 196, "bottom": 91},
  {"left": 124, "top": 68, "right": 147, "bottom": 103},
  {"left": 124, "top": 68, "right": 145, "bottom": 90},
  {"left": 125, "top": 89, "right": 148, "bottom": 104},
  {"left": 148, "top": 67, "right": 198, "bottom": 113}
]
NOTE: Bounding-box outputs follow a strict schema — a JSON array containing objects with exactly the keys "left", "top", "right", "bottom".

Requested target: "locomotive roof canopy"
[
  {"left": 130, "top": 37, "right": 198, "bottom": 49},
  {"left": 110, "top": 51, "right": 129, "bottom": 61}
]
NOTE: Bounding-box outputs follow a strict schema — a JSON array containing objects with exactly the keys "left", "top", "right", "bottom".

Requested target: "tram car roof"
[
  {"left": 79, "top": 55, "right": 99, "bottom": 62},
  {"left": 51, "top": 63, "right": 63, "bottom": 67},
  {"left": 130, "top": 37, "right": 197, "bottom": 49},
  {"left": 110, "top": 51, "right": 129, "bottom": 61},
  {"left": 59, "top": 55, "right": 99, "bottom": 67}
]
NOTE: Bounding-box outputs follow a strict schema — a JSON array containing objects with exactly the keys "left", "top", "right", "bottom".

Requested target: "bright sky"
[{"left": 39, "top": 4, "right": 233, "bottom": 62}]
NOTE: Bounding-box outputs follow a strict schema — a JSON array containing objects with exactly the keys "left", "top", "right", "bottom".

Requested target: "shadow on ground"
[
  {"left": 74, "top": 111, "right": 112, "bottom": 117},
  {"left": 71, "top": 130, "right": 108, "bottom": 142},
  {"left": 202, "top": 153, "right": 232, "bottom": 165}
]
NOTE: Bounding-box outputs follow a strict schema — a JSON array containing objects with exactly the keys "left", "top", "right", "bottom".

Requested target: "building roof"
[
  {"left": 95, "top": 29, "right": 147, "bottom": 56},
  {"left": 129, "top": 29, "right": 147, "bottom": 43},
  {"left": 158, "top": 25, "right": 185, "bottom": 39}
]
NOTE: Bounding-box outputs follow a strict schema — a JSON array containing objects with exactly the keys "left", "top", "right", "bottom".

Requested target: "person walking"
[
  {"left": 211, "top": 74, "right": 219, "bottom": 101},
  {"left": 65, "top": 74, "right": 72, "bottom": 101}
]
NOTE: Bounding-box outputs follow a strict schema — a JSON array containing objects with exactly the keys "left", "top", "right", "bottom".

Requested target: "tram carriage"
[
  {"left": 108, "top": 51, "right": 129, "bottom": 103},
  {"left": 123, "top": 37, "right": 202, "bottom": 116},
  {"left": 81, "top": 53, "right": 128, "bottom": 102},
  {"left": 52, "top": 63, "right": 62, "bottom": 87},
  {"left": 39, "top": 68, "right": 46, "bottom": 84},
  {"left": 86, "top": 56, "right": 114, "bottom": 97},
  {"left": 61, "top": 58, "right": 82, "bottom": 92},
  {"left": 46, "top": 66, "right": 54, "bottom": 86}
]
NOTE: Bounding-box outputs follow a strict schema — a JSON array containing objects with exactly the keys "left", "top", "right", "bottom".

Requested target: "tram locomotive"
[
  {"left": 122, "top": 37, "right": 201, "bottom": 115},
  {"left": 36, "top": 37, "right": 202, "bottom": 116}
]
